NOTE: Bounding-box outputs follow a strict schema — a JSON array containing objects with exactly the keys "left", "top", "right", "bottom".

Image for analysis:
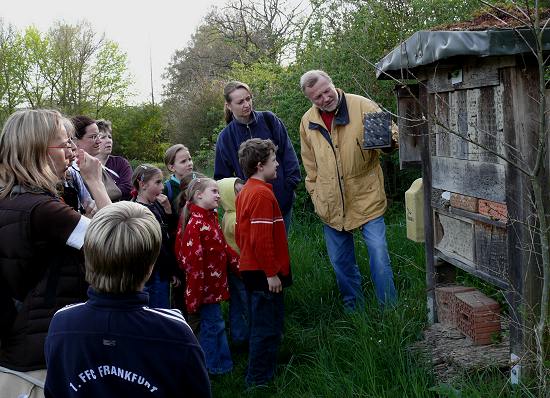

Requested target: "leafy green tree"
[
  {"left": 163, "top": 78, "right": 224, "bottom": 155},
  {"left": 0, "top": 19, "right": 132, "bottom": 122},
  {"left": 17, "top": 26, "right": 49, "bottom": 109},
  {"left": 101, "top": 103, "right": 168, "bottom": 162},
  {"left": 0, "top": 20, "right": 25, "bottom": 121},
  {"left": 162, "top": 20, "right": 241, "bottom": 156},
  {"left": 88, "top": 41, "right": 132, "bottom": 116}
]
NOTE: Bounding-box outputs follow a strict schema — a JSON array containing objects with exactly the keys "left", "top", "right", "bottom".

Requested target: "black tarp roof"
[{"left": 376, "top": 28, "right": 550, "bottom": 80}]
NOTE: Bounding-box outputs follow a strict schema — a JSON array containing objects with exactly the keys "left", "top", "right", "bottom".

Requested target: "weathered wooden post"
[{"left": 377, "top": 27, "right": 550, "bottom": 381}]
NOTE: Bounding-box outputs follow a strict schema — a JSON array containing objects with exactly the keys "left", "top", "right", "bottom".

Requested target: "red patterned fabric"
[{"left": 176, "top": 203, "right": 239, "bottom": 314}]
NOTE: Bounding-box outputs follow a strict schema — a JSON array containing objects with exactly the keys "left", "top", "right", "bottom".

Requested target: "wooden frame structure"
[{"left": 380, "top": 38, "right": 549, "bottom": 380}]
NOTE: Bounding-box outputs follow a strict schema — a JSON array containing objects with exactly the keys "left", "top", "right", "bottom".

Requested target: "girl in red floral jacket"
[{"left": 176, "top": 176, "right": 239, "bottom": 375}]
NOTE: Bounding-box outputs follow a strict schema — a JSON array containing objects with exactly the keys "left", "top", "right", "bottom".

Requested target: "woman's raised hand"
[{"left": 77, "top": 149, "right": 102, "bottom": 184}]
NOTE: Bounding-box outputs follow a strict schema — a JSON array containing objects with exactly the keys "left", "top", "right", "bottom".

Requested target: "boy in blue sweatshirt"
[{"left": 44, "top": 201, "right": 211, "bottom": 398}]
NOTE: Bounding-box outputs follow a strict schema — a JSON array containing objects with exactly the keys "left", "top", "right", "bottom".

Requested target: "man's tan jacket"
[{"left": 300, "top": 90, "right": 395, "bottom": 231}]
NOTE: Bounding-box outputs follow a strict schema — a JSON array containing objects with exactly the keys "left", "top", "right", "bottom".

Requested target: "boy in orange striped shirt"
[{"left": 235, "top": 138, "right": 292, "bottom": 387}]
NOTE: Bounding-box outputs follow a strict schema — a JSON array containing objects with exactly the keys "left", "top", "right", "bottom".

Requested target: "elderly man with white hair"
[{"left": 299, "top": 70, "right": 398, "bottom": 311}]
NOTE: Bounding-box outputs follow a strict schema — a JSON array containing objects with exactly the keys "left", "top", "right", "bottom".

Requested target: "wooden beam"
[{"left": 431, "top": 156, "right": 506, "bottom": 202}]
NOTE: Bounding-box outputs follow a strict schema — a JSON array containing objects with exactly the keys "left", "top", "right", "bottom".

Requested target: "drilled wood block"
[
  {"left": 435, "top": 285, "right": 476, "bottom": 325},
  {"left": 434, "top": 212, "right": 475, "bottom": 264},
  {"left": 455, "top": 290, "right": 501, "bottom": 345},
  {"left": 450, "top": 193, "right": 479, "bottom": 212},
  {"left": 474, "top": 222, "right": 509, "bottom": 282},
  {"left": 478, "top": 200, "right": 508, "bottom": 222}
]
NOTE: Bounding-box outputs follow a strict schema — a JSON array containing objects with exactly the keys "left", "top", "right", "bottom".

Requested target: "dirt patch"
[
  {"left": 410, "top": 322, "right": 509, "bottom": 383},
  {"left": 433, "top": 7, "right": 550, "bottom": 31}
]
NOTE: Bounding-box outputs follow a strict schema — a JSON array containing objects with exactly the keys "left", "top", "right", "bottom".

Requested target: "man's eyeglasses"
[{"left": 47, "top": 139, "right": 74, "bottom": 150}]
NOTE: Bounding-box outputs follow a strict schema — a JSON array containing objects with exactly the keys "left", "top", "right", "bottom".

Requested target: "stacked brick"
[
  {"left": 435, "top": 285, "right": 475, "bottom": 325},
  {"left": 435, "top": 286, "right": 501, "bottom": 345},
  {"left": 455, "top": 290, "right": 501, "bottom": 345},
  {"left": 449, "top": 193, "right": 507, "bottom": 222}
]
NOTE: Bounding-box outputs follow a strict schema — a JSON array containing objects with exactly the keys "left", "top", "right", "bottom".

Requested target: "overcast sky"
[{"left": 3, "top": 0, "right": 228, "bottom": 104}]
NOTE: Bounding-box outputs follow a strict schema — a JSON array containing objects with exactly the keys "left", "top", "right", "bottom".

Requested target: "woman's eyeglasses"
[{"left": 47, "top": 139, "right": 74, "bottom": 150}]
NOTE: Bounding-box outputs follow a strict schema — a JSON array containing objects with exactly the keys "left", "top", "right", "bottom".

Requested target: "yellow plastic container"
[{"left": 405, "top": 178, "right": 424, "bottom": 242}]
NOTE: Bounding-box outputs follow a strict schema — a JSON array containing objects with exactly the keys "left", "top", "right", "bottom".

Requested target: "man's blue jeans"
[
  {"left": 144, "top": 271, "right": 170, "bottom": 309},
  {"left": 199, "top": 303, "right": 233, "bottom": 374},
  {"left": 323, "top": 216, "right": 397, "bottom": 310},
  {"left": 246, "top": 291, "right": 284, "bottom": 386}
]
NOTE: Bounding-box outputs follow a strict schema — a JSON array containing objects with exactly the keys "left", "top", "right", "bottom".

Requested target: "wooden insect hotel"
[{"left": 377, "top": 26, "right": 550, "bottom": 381}]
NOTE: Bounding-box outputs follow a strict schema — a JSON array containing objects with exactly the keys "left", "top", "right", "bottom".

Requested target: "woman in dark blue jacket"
[
  {"left": 214, "top": 81, "right": 300, "bottom": 349},
  {"left": 214, "top": 81, "right": 301, "bottom": 233}
]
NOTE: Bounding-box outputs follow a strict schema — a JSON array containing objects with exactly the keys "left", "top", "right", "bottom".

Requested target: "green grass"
[{"left": 210, "top": 204, "right": 529, "bottom": 397}]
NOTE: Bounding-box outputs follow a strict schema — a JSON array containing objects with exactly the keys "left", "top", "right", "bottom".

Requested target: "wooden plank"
[
  {"left": 428, "top": 93, "right": 437, "bottom": 157},
  {"left": 501, "top": 66, "right": 523, "bottom": 359},
  {"left": 416, "top": 56, "right": 516, "bottom": 82},
  {"left": 434, "top": 212, "right": 475, "bottom": 264},
  {"left": 427, "top": 67, "right": 454, "bottom": 93},
  {"left": 427, "top": 61, "right": 500, "bottom": 93},
  {"left": 462, "top": 61, "right": 500, "bottom": 89},
  {"left": 478, "top": 86, "right": 498, "bottom": 163},
  {"left": 431, "top": 156, "right": 506, "bottom": 202},
  {"left": 420, "top": 83, "right": 438, "bottom": 324},
  {"left": 502, "top": 63, "right": 544, "bottom": 371},
  {"left": 435, "top": 92, "right": 450, "bottom": 157},
  {"left": 494, "top": 83, "right": 506, "bottom": 165},
  {"left": 435, "top": 252, "right": 510, "bottom": 290},
  {"left": 447, "top": 206, "right": 507, "bottom": 229},
  {"left": 451, "top": 90, "right": 469, "bottom": 159},
  {"left": 467, "top": 88, "right": 481, "bottom": 161},
  {"left": 396, "top": 84, "right": 424, "bottom": 168},
  {"left": 474, "top": 222, "right": 509, "bottom": 283}
]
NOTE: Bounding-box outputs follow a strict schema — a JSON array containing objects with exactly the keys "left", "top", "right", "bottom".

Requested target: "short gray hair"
[
  {"left": 300, "top": 70, "right": 333, "bottom": 92},
  {"left": 84, "top": 201, "right": 162, "bottom": 293}
]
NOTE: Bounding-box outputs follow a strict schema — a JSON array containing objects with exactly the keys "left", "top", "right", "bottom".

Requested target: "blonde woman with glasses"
[{"left": 0, "top": 109, "right": 111, "bottom": 398}]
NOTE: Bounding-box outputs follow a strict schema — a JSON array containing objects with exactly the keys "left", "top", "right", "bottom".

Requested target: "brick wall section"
[
  {"left": 450, "top": 193, "right": 479, "bottom": 213},
  {"left": 455, "top": 290, "right": 501, "bottom": 345},
  {"left": 435, "top": 285, "right": 476, "bottom": 325},
  {"left": 478, "top": 200, "right": 508, "bottom": 222}
]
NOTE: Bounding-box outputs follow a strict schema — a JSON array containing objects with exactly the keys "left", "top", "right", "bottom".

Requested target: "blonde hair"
[
  {"left": 180, "top": 176, "right": 217, "bottom": 236},
  {"left": 164, "top": 144, "right": 189, "bottom": 167},
  {"left": 223, "top": 81, "right": 252, "bottom": 124},
  {"left": 0, "top": 109, "right": 64, "bottom": 198},
  {"left": 84, "top": 201, "right": 162, "bottom": 293}
]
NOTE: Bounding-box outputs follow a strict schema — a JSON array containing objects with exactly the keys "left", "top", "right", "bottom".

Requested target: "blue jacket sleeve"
[
  {"left": 271, "top": 113, "right": 301, "bottom": 190},
  {"left": 214, "top": 129, "right": 235, "bottom": 181}
]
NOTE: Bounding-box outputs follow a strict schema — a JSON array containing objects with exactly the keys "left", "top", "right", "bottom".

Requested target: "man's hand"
[{"left": 267, "top": 275, "right": 282, "bottom": 293}]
